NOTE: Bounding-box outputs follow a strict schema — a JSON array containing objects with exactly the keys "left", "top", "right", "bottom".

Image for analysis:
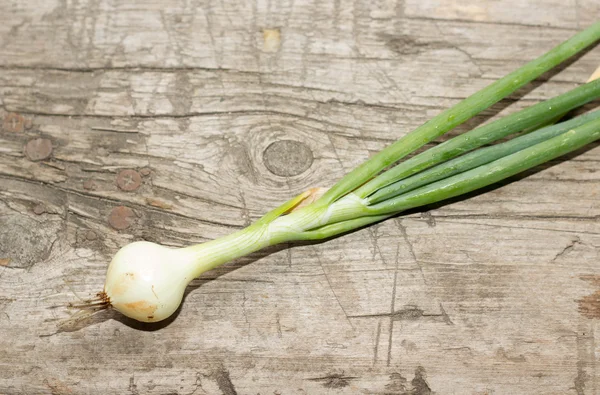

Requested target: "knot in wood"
[
  {"left": 263, "top": 140, "right": 313, "bottom": 177},
  {"left": 25, "top": 138, "right": 53, "bottom": 161}
]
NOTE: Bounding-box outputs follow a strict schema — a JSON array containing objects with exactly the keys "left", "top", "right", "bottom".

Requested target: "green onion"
[
  {"left": 93, "top": 23, "right": 600, "bottom": 323},
  {"left": 367, "top": 109, "right": 600, "bottom": 204},
  {"left": 317, "top": 21, "right": 600, "bottom": 205},
  {"left": 365, "top": 115, "right": 600, "bottom": 216},
  {"left": 357, "top": 79, "right": 600, "bottom": 201}
]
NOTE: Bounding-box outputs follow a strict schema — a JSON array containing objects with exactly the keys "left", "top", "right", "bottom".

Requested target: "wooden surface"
[{"left": 1, "top": 1, "right": 600, "bottom": 394}]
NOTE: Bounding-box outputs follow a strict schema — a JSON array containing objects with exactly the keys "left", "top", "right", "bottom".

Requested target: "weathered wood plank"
[{"left": 1, "top": 1, "right": 599, "bottom": 394}]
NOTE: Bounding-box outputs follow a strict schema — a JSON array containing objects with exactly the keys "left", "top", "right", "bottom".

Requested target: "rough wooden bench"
[{"left": 1, "top": 1, "right": 599, "bottom": 393}]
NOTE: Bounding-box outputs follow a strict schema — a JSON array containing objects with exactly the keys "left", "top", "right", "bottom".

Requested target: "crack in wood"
[
  {"left": 0, "top": 174, "right": 244, "bottom": 229},
  {"left": 405, "top": 15, "right": 579, "bottom": 31},
  {"left": 308, "top": 373, "right": 358, "bottom": 389},
  {"left": 552, "top": 236, "right": 582, "bottom": 261}
]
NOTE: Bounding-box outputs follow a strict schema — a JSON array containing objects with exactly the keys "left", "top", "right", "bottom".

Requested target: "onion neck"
[{"left": 183, "top": 193, "right": 368, "bottom": 278}]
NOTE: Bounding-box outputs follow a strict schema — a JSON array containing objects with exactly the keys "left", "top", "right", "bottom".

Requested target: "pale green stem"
[{"left": 183, "top": 194, "right": 368, "bottom": 277}]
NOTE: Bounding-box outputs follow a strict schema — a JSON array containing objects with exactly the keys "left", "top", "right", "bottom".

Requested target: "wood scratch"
[
  {"left": 238, "top": 192, "right": 252, "bottom": 227},
  {"left": 314, "top": 249, "right": 355, "bottom": 330},
  {"left": 241, "top": 292, "right": 250, "bottom": 329},
  {"left": 552, "top": 236, "right": 581, "bottom": 261},
  {"left": 387, "top": 242, "right": 401, "bottom": 366},
  {"left": 326, "top": 133, "right": 346, "bottom": 173},
  {"left": 373, "top": 320, "right": 381, "bottom": 366},
  {"left": 286, "top": 246, "right": 292, "bottom": 268},
  {"left": 275, "top": 313, "right": 282, "bottom": 338},
  {"left": 368, "top": 225, "right": 384, "bottom": 263},
  {"left": 438, "top": 302, "right": 454, "bottom": 326},
  {"left": 395, "top": 218, "right": 426, "bottom": 285}
]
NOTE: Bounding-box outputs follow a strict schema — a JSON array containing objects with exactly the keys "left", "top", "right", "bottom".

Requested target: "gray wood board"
[{"left": 1, "top": 1, "right": 599, "bottom": 394}]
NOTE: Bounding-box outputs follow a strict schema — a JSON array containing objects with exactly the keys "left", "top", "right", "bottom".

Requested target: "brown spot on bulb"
[
  {"left": 109, "top": 271, "right": 136, "bottom": 296},
  {"left": 122, "top": 300, "right": 157, "bottom": 316}
]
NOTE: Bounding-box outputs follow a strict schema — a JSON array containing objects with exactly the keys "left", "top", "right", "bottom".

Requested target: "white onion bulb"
[{"left": 103, "top": 241, "right": 197, "bottom": 322}]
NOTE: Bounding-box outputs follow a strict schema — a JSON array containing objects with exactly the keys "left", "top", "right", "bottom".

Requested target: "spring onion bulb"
[{"left": 90, "top": 22, "right": 600, "bottom": 323}]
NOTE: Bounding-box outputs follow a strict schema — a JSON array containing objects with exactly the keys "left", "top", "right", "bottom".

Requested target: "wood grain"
[{"left": 1, "top": 1, "right": 599, "bottom": 394}]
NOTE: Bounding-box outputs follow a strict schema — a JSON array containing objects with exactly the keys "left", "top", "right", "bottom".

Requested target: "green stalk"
[
  {"left": 296, "top": 214, "right": 393, "bottom": 241},
  {"left": 367, "top": 109, "right": 600, "bottom": 204},
  {"left": 316, "top": 21, "right": 600, "bottom": 206},
  {"left": 365, "top": 116, "right": 600, "bottom": 216},
  {"left": 357, "top": 79, "right": 600, "bottom": 200}
]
